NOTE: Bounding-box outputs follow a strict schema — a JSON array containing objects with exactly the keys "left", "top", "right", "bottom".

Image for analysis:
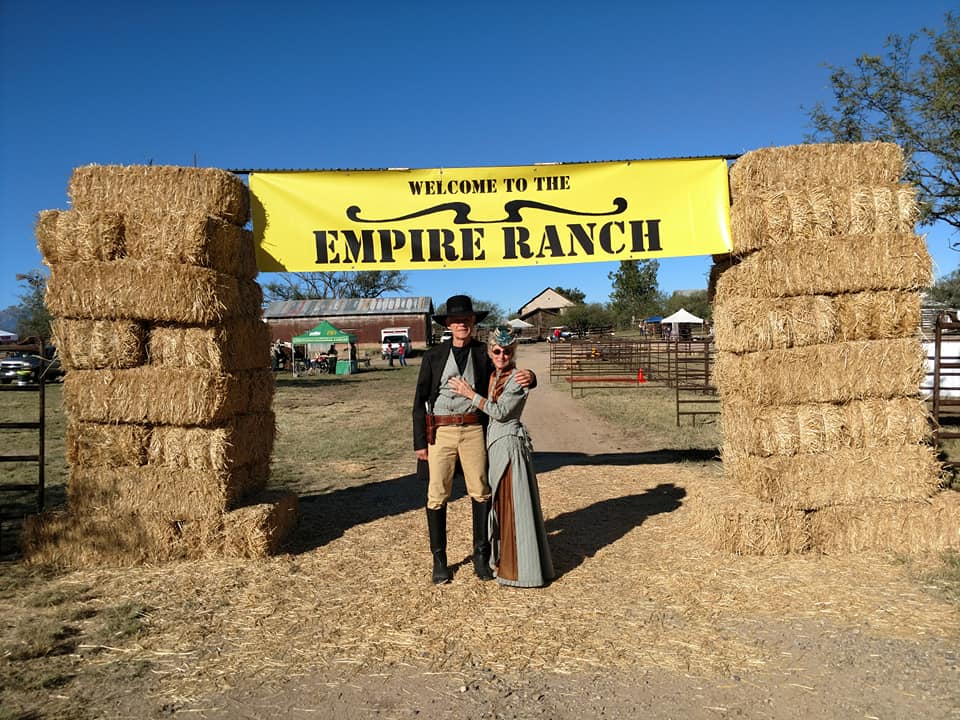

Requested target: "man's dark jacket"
[{"left": 413, "top": 338, "right": 494, "bottom": 452}]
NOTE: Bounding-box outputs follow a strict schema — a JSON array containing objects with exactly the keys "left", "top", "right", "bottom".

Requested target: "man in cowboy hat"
[{"left": 413, "top": 294, "right": 536, "bottom": 584}]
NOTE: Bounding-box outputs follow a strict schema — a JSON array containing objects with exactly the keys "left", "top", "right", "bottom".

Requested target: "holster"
[{"left": 425, "top": 413, "right": 437, "bottom": 445}]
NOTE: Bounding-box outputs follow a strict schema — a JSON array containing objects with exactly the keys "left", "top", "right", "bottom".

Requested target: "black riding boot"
[
  {"left": 471, "top": 499, "right": 495, "bottom": 581},
  {"left": 426, "top": 506, "right": 451, "bottom": 584}
]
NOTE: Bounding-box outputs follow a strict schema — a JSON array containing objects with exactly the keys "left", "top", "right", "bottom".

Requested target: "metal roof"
[{"left": 263, "top": 296, "right": 433, "bottom": 319}]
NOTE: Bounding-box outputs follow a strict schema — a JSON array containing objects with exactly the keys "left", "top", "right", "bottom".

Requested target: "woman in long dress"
[{"left": 449, "top": 327, "right": 554, "bottom": 587}]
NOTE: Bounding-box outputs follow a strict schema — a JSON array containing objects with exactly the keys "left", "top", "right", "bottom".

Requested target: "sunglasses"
[{"left": 491, "top": 348, "right": 514, "bottom": 356}]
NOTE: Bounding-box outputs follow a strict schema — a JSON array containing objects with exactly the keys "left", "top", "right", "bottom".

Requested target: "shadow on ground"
[
  {"left": 285, "top": 473, "right": 466, "bottom": 554},
  {"left": 534, "top": 448, "right": 718, "bottom": 473},
  {"left": 285, "top": 449, "right": 703, "bottom": 557},
  {"left": 546, "top": 483, "right": 686, "bottom": 579}
]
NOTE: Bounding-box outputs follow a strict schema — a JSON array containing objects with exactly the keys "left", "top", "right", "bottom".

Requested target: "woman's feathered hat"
[{"left": 488, "top": 325, "right": 517, "bottom": 348}]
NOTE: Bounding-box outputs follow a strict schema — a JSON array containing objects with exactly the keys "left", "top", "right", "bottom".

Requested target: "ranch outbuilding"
[{"left": 263, "top": 296, "right": 434, "bottom": 349}]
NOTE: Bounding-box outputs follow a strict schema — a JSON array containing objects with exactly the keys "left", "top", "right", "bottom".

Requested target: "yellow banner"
[{"left": 250, "top": 158, "right": 731, "bottom": 271}]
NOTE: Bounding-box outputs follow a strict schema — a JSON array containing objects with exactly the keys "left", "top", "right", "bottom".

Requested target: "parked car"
[{"left": 0, "top": 350, "right": 64, "bottom": 384}]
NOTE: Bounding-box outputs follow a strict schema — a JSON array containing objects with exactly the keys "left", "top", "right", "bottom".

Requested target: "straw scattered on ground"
[{"left": 9, "top": 462, "right": 958, "bottom": 705}]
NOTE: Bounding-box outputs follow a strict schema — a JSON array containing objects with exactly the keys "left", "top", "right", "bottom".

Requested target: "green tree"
[
  {"left": 14, "top": 269, "right": 52, "bottom": 340},
  {"left": 929, "top": 269, "right": 960, "bottom": 308},
  {"left": 661, "top": 290, "right": 713, "bottom": 322},
  {"left": 608, "top": 259, "right": 660, "bottom": 328},
  {"left": 553, "top": 286, "right": 586, "bottom": 304},
  {"left": 563, "top": 303, "right": 615, "bottom": 337},
  {"left": 263, "top": 270, "right": 409, "bottom": 301},
  {"left": 806, "top": 11, "right": 960, "bottom": 246}
]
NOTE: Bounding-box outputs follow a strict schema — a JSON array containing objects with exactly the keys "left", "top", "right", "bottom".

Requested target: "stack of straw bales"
[
  {"left": 23, "top": 166, "right": 298, "bottom": 566},
  {"left": 702, "top": 142, "right": 959, "bottom": 555}
]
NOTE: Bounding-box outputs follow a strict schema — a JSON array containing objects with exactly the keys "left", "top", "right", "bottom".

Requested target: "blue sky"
[{"left": 2, "top": 1, "right": 957, "bottom": 318}]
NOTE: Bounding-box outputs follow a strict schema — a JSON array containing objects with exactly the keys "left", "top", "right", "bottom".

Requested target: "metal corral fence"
[
  {"left": 549, "top": 337, "right": 719, "bottom": 425},
  {"left": 0, "top": 340, "right": 48, "bottom": 552},
  {"left": 925, "top": 312, "right": 960, "bottom": 469}
]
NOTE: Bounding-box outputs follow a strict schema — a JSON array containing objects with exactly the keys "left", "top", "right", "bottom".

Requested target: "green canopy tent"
[{"left": 291, "top": 320, "right": 358, "bottom": 375}]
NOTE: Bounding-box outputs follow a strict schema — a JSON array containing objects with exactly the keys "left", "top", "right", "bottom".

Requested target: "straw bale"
[
  {"left": 67, "top": 462, "right": 268, "bottom": 519},
  {"left": 713, "top": 290, "right": 921, "bottom": 353},
  {"left": 238, "top": 278, "right": 264, "bottom": 317},
  {"left": 724, "top": 444, "right": 942, "bottom": 510},
  {"left": 51, "top": 318, "right": 146, "bottom": 369},
  {"left": 66, "top": 420, "right": 149, "bottom": 467},
  {"left": 63, "top": 367, "right": 274, "bottom": 425},
  {"left": 146, "top": 485, "right": 293, "bottom": 558},
  {"left": 808, "top": 491, "right": 960, "bottom": 553},
  {"left": 728, "top": 142, "right": 905, "bottom": 196},
  {"left": 730, "top": 184, "right": 918, "bottom": 253},
  {"left": 20, "top": 506, "right": 279, "bottom": 567},
  {"left": 713, "top": 232, "right": 932, "bottom": 300},
  {"left": 219, "top": 491, "right": 299, "bottom": 558},
  {"left": 45, "top": 259, "right": 265, "bottom": 325},
  {"left": 124, "top": 211, "right": 258, "bottom": 279},
  {"left": 713, "top": 338, "right": 926, "bottom": 406},
  {"left": 692, "top": 480, "right": 959, "bottom": 555},
  {"left": 691, "top": 480, "right": 811, "bottom": 554},
  {"left": 35, "top": 209, "right": 126, "bottom": 264},
  {"left": 22, "top": 471, "right": 286, "bottom": 568},
  {"left": 148, "top": 412, "right": 275, "bottom": 471},
  {"left": 721, "top": 397, "right": 931, "bottom": 457},
  {"left": 707, "top": 254, "right": 738, "bottom": 302},
  {"left": 69, "top": 165, "right": 249, "bottom": 223},
  {"left": 148, "top": 319, "right": 271, "bottom": 371},
  {"left": 21, "top": 511, "right": 184, "bottom": 567}
]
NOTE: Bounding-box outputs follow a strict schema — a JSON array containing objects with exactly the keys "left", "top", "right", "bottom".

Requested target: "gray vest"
[{"left": 433, "top": 349, "right": 477, "bottom": 415}]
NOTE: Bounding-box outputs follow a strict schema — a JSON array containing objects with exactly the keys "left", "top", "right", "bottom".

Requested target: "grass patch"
[
  {"left": 2, "top": 616, "right": 79, "bottom": 661},
  {"left": 550, "top": 384, "right": 720, "bottom": 452},
  {"left": 923, "top": 551, "right": 960, "bottom": 604},
  {"left": 270, "top": 365, "right": 418, "bottom": 495},
  {"left": 94, "top": 602, "right": 151, "bottom": 642}
]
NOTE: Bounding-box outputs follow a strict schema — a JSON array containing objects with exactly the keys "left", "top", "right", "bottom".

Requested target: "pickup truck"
[{"left": 0, "top": 350, "right": 64, "bottom": 384}]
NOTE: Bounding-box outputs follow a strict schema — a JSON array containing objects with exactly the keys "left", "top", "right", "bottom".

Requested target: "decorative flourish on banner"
[{"left": 346, "top": 197, "right": 628, "bottom": 225}]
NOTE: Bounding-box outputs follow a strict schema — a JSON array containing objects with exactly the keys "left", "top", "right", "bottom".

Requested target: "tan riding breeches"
[{"left": 426, "top": 424, "right": 489, "bottom": 509}]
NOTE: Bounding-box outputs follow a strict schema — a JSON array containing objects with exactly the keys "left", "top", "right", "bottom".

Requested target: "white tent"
[
  {"left": 507, "top": 318, "right": 534, "bottom": 329},
  {"left": 0, "top": 329, "right": 17, "bottom": 343},
  {"left": 660, "top": 308, "right": 704, "bottom": 338}
]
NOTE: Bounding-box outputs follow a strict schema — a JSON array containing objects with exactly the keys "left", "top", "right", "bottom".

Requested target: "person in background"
[
  {"left": 387, "top": 342, "right": 394, "bottom": 367},
  {"left": 327, "top": 344, "right": 338, "bottom": 373},
  {"left": 272, "top": 341, "right": 282, "bottom": 371},
  {"left": 448, "top": 326, "right": 554, "bottom": 588},
  {"left": 397, "top": 341, "right": 407, "bottom": 367},
  {"left": 413, "top": 295, "right": 536, "bottom": 584}
]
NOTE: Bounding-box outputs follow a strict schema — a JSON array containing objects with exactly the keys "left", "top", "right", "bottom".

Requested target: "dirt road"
[
  {"left": 521, "top": 343, "right": 634, "bottom": 455},
  {"left": 173, "top": 344, "right": 958, "bottom": 720}
]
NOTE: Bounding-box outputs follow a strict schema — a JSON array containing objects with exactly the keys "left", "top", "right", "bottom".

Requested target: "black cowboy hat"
[{"left": 432, "top": 294, "right": 489, "bottom": 325}]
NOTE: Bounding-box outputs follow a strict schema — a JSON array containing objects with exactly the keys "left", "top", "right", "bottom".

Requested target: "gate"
[
  {"left": 927, "top": 312, "right": 960, "bottom": 469},
  {"left": 0, "top": 340, "right": 48, "bottom": 550}
]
